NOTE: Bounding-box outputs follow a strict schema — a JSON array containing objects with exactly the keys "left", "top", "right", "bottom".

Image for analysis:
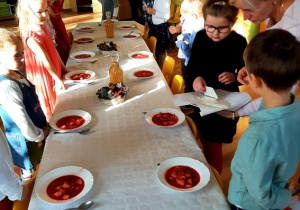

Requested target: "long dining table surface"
[{"left": 28, "top": 21, "right": 230, "bottom": 210}]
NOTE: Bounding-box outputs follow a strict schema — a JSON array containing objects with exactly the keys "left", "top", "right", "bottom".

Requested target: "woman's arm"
[
  {"left": 27, "top": 37, "right": 65, "bottom": 90},
  {"left": 113, "top": 0, "right": 120, "bottom": 19},
  {"left": 0, "top": 81, "right": 44, "bottom": 142}
]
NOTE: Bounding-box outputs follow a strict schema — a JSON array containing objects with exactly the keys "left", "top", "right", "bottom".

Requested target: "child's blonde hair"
[
  {"left": 0, "top": 28, "right": 22, "bottom": 52},
  {"left": 16, "top": 0, "right": 46, "bottom": 35},
  {"left": 180, "top": 0, "right": 203, "bottom": 17}
]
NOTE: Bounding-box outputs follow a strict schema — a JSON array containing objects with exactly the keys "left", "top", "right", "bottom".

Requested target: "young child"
[
  {"left": 0, "top": 129, "right": 28, "bottom": 209},
  {"left": 170, "top": 0, "right": 204, "bottom": 91},
  {"left": 228, "top": 29, "right": 300, "bottom": 210},
  {"left": 48, "top": 0, "right": 71, "bottom": 64},
  {"left": 186, "top": 0, "right": 247, "bottom": 174},
  {"left": 142, "top": 0, "right": 172, "bottom": 68},
  {"left": 16, "top": 0, "right": 68, "bottom": 120},
  {"left": 0, "top": 28, "right": 50, "bottom": 180}
]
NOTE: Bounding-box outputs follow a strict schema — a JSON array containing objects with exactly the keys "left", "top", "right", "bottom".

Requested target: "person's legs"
[
  {"left": 158, "top": 51, "right": 167, "bottom": 69},
  {"left": 0, "top": 197, "right": 14, "bottom": 210},
  {"left": 200, "top": 135, "right": 223, "bottom": 174}
]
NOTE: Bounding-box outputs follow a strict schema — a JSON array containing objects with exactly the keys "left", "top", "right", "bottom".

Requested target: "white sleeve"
[
  {"left": 113, "top": 7, "right": 119, "bottom": 17},
  {"left": 113, "top": 0, "right": 119, "bottom": 17},
  {"left": 0, "top": 80, "right": 44, "bottom": 142},
  {"left": 238, "top": 82, "right": 298, "bottom": 117},
  {"left": 0, "top": 131, "right": 23, "bottom": 201},
  {"left": 237, "top": 98, "right": 262, "bottom": 117}
]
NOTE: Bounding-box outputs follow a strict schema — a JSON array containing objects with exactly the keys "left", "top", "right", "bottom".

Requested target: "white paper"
[
  {"left": 204, "top": 86, "right": 218, "bottom": 99},
  {"left": 173, "top": 89, "right": 252, "bottom": 116}
]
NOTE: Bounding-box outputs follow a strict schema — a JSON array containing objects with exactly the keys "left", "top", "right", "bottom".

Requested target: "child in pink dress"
[{"left": 16, "top": 0, "right": 68, "bottom": 120}]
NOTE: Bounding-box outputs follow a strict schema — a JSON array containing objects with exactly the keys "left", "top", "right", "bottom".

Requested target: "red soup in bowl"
[
  {"left": 152, "top": 112, "right": 179, "bottom": 126},
  {"left": 56, "top": 115, "right": 85, "bottom": 130},
  {"left": 46, "top": 175, "right": 84, "bottom": 200},
  {"left": 165, "top": 165, "right": 200, "bottom": 189}
]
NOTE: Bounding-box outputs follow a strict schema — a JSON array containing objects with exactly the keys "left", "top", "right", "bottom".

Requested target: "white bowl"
[
  {"left": 145, "top": 108, "right": 185, "bottom": 128},
  {"left": 35, "top": 166, "right": 94, "bottom": 204},
  {"left": 49, "top": 110, "right": 91, "bottom": 131},
  {"left": 157, "top": 157, "right": 210, "bottom": 192},
  {"left": 64, "top": 70, "right": 95, "bottom": 81},
  {"left": 69, "top": 51, "right": 96, "bottom": 63}
]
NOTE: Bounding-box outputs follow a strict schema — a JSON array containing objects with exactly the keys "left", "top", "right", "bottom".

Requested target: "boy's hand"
[
  {"left": 193, "top": 77, "right": 206, "bottom": 93},
  {"left": 237, "top": 67, "right": 249, "bottom": 84},
  {"left": 219, "top": 72, "right": 235, "bottom": 85}
]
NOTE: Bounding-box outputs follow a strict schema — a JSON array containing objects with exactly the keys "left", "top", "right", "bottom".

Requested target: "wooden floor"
[{"left": 1, "top": 9, "right": 299, "bottom": 200}]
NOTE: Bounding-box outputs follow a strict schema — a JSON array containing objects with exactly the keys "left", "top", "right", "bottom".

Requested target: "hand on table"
[
  {"left": 53, "top": 77, "right": 65, "bottom": 91},
  {"left": 219, "top": 72, "right": 235, "bottom": 85},
  {"left": 237, "top": 67, "right": 249, "bottom": 84},
  {"left": 193, "top": 77, "right": 206, "bottom": 93}
]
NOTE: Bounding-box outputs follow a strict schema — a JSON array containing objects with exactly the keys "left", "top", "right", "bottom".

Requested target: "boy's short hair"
[
  {"left": 244, "top": 29, "right": 300, "bottom": 91},
  {"left": 181, "top": 0, "right": 203, "bottom": 17},
  {"left": 202, "top": 0, "right": 239, "bottom": 23},
  {"left": 0, "top": 28, "right": 21, "bottom": 51}
]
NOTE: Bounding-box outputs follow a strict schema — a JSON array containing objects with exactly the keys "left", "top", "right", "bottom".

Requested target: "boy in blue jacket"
[{"left": 228, "top": 29, "right": 300, "bottom": 210}]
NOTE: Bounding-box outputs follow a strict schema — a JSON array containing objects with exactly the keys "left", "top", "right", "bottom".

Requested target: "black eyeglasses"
[{"left": 204, "top": 25, "right": 231, "bottom": 33}]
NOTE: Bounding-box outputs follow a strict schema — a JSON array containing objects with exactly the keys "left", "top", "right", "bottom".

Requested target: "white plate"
[
  {"left": 121, "top": 32, "right": 140, "bottom": 40},
  {"left": 64, "top": 70, "right": 95, "bottom": 81},
  {"left": 35, "top": 166, "right": 94, "bottom": 204},
  {"left": 128, "top": 51, "right": 153, "bottom": 59},
  {"left": 75, "top": 25, "right": 95, "bottom": 33},
  {"left": 157, "top": 157, "right": 210, "bottom": 192},
  {"left": 73, "top": 35, "right": 95, "bottom": 43},
  {"left": 145, "top": 108, "right": 185, "bottom": 128},
  {"left": 117, "top": 24, "right": 135, "bottom": 30},
  {"left": 69, "top": 51, "right": 95, "bottom": 63},
  {"left": 131, "top": 68, "right": 157, "bottom": 80},
  {"left": 49, "top": 110, "right": 91, "bottom": 131}
]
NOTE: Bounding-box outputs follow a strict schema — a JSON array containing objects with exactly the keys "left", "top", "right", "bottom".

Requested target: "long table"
[{"left": 28, "top": 21, "right": 230, "bottom": 210}]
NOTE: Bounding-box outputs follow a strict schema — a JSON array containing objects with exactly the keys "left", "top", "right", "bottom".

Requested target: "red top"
[
  {"left": 23, "top": 26, "right": 62, "bottom": 119},
  {"left": 49, "top": 0, "right": 71, "bottom": 64}
]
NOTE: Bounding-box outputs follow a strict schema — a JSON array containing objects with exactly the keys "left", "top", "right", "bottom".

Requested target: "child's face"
[
  {"left": 0, "top": 40, "right": 24, "bottom": 71},
  {"left": 29, "top": 0, "right": 49, "bottom": 25},
  {"left": 204, "top": 15, "right": 232, "bottom": 42}
]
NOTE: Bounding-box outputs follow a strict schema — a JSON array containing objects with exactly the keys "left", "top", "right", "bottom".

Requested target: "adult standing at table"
[
  {"left": 99, "top": 0, "right": 120, "bottom": 20},
  {"left": 128, "top": 0, "right": 144, "bottom": 23},
  {"left": 218, "top": 0, "right": 300, "bottom": 118}
]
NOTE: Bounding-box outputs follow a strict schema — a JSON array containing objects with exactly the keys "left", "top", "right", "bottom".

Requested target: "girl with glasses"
[{"left": 186, "top": 0, "right": 247, "bottom": 174}]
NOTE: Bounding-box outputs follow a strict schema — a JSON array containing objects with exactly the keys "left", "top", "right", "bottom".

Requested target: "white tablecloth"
[{"left": 28, "top": 21, "right": 230, "bottom": 210}]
